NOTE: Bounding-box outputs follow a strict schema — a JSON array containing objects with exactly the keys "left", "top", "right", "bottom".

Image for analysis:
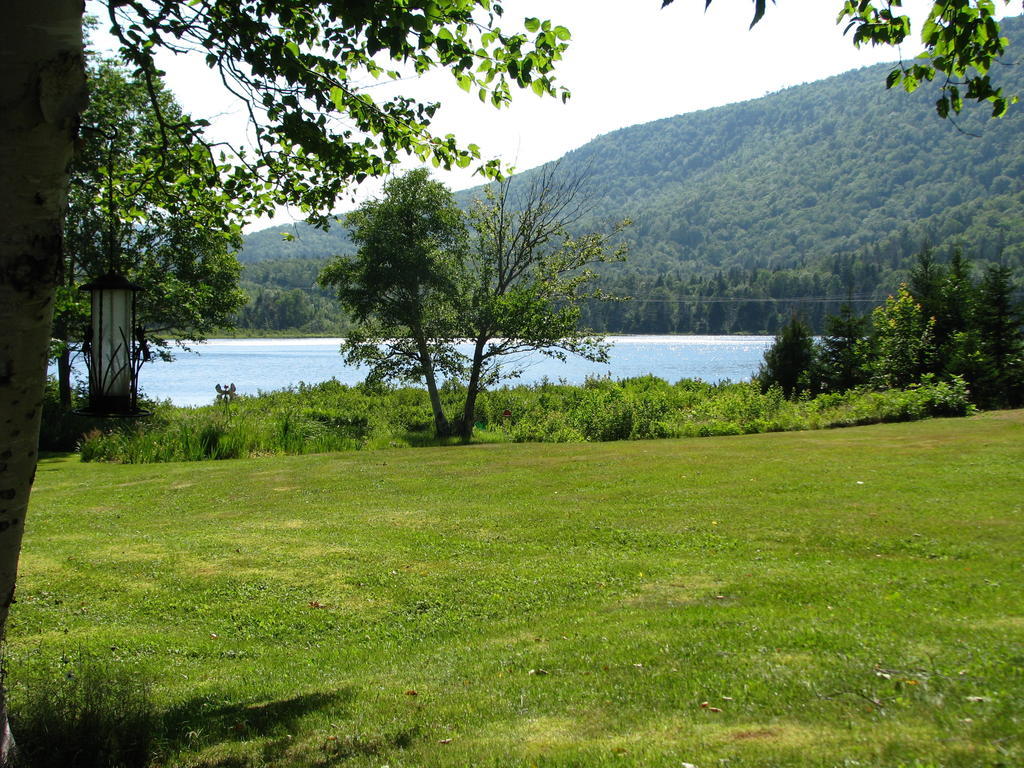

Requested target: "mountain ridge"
[
  {"left": 241, "top": 29, "right": 1024, "bottom": 271},
  {"left": 236, "top": 19, "right": 1024, "bottom": 333}
]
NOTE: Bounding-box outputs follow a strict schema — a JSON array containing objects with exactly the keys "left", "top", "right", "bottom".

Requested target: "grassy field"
[{"left": 10, "top": 411, "right": 1024, "bottom": 767}]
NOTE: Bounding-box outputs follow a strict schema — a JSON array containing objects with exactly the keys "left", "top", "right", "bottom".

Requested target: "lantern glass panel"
[{"left": 93, "top": 285, "right": 133, "bottom": 399}]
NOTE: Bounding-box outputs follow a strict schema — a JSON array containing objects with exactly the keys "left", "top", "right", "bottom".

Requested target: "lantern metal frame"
[{"left": 76, "top": 272, "right": 150, "bottom": 417}]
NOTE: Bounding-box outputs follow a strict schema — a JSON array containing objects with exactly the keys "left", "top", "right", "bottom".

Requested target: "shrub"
[
  {"left": 914, "top": 374, "right": 975, "bottom": 417},
  {"left": 8, "top": 652, "right": 158, "bottom": 768}
]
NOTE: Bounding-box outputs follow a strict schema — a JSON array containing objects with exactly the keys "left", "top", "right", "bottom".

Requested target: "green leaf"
[{"left": 949, "top": 85, "right": 962, "bottom": 113}]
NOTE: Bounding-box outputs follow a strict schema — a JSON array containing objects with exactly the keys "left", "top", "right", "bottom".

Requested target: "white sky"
[{"left": 88, "top": 0, "right": 947, "bottom": 231}]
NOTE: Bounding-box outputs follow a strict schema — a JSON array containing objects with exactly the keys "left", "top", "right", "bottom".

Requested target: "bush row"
[{"left": 40, "top": 373, "right": 976, "bottom": 464}]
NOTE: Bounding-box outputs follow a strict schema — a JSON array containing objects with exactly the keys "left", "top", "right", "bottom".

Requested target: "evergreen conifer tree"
[
  {"left": 758, "top": 314, "right": 817, "bottom": 398},
  {"left": 818, "top": 303, "right": 870, "bottom": 392},
  {"left": 974, "top": 265, "right": 1024, "bottom": 406}
]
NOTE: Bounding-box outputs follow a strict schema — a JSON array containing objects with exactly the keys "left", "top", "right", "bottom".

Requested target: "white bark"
[{"left": 0, "top": 2, "right": 86, "bottom": 762}]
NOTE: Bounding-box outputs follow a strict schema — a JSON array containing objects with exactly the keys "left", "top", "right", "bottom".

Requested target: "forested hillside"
[{"left": 236, "top": 16, "right": 1024, "bottom": 334}]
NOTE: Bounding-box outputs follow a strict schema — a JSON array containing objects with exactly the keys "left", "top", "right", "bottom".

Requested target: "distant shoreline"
[{"left": 188, "top": 330, "right": 776, "bottom": 341}]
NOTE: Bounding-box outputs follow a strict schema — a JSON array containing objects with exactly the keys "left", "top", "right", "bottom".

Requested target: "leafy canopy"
[{"left": 103, "top": 1, "right": 572, "bottom": 226}]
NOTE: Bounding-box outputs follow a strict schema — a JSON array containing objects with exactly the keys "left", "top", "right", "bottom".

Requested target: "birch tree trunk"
[{"left": 0, "top": 2, "right": 86, "bottom": 762}]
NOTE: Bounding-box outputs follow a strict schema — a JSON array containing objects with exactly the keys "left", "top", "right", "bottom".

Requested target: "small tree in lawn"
[
  {"left": 456, "top": 163, "right": 628, "bottom": 440},
  {"left": 758, "top": 313, "right": 817, "bottom": 398},
  {"left": 319, "top": 169, "right": 468, "bottom": 436}
]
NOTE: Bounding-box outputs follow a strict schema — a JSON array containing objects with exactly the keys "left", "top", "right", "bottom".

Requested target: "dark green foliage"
[
  {"left": 8, "top": 653, "right": 157, "bottom": 768},
  {"left": 67, "top": 59, "right": 246, "bottom": 335},
  {"left": 750, "top": 247, "right": 1023, "bottom": 406},
  {"left": 899, "top": 252, "right": 1024, "bottom": 407},
  {"left": 54, "top": 56, "right": 246, "bottom": 408},
  {"left": 757, "top": 314, "right": 817, "bottom": 398},
  {"left": 818, "top": 303, "right": 871, "bottom": 392},
  {"left": 908, "top": 248, "right": 947, "bottom": 356},
  {"left": 233, "top": 258, "right": 351, "bottom": 334},
  {"left": 974, "top": 264, "right": 1024, "bottom": 406},
  {"left": 324, "top": 170, "right": 468, "bottom": 331},
  {"left": 943, "top": 250, "right": 977, "bottom": 334}
]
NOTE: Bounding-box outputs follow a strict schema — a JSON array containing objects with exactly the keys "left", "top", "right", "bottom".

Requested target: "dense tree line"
[
  {"left": 234, "top": 258, "right": 351, "bottom": 333},
  {"left": 581, "top": 236, "right": 964, "bottom": 334},
  {"left": 759, "top": 250, "right": 1024, "bottom": 408},
  {"left": 236, "top": 239, "right": 1022, "bottom": 336}
]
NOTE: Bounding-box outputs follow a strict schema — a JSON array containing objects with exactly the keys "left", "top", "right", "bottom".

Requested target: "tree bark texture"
[
  {"left": 459, "top": 338, "right": 488, "bottom": 442},
  {"left": 414, "top": 334, "right": 451, "bottom": 437},
  {"left": 0, "top": 2, "right": 86, "bottom": 763}
]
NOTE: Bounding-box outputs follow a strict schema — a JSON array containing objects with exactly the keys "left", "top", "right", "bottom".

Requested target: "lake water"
[{"left": 65, "top": 336, "right": 774, "bottom": 407}]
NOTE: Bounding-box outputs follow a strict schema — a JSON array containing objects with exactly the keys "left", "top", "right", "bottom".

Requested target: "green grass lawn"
[{"left": 11, "top": 411, "right": 1024, "bottom": 767}]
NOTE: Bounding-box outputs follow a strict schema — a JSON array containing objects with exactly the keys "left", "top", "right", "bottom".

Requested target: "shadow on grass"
[
  {"left": 159, "top": 687, "right": 423, "bottom": 766},
  {"left": 162, "top": 687, "right": 353, "bottom": 744},
  {"left": 9, "top": 654, "right": 383, "bottom": 768},
  {"left": 35, "top": 452, "right": 78, "bottom": 463}
]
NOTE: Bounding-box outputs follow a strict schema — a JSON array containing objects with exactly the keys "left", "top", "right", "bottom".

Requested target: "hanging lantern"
[{"left": 79, "top": 272, "right": 146, "bottom": 416}]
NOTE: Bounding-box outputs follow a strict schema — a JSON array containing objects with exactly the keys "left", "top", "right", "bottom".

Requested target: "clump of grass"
[{"left": 7, "top": 652, "right": 158, "bottom": 768}]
